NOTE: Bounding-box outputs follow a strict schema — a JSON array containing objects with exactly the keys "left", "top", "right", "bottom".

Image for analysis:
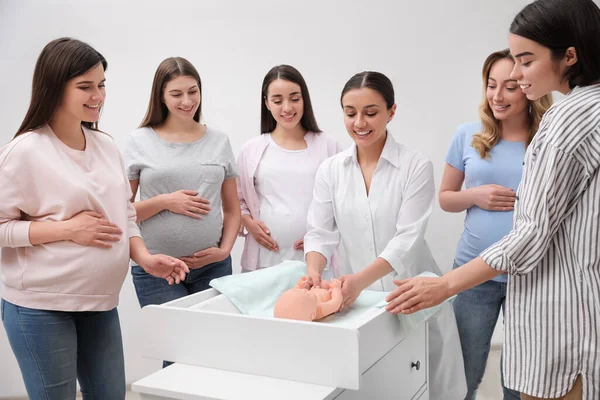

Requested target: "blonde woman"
[{"left": 438, "top": 49, "right": 551, "bottom": 400}]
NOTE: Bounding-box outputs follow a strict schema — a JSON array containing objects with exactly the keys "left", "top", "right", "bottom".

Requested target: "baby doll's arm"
[{"left": 315, "top": 279, "right": 343, "bottom": 319}]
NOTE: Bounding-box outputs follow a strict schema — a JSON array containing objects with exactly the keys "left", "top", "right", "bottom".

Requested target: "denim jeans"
[
  {"left": 452, "top": 262, "right": 520, "bottom": 400},
  {"left": 131, "top": 255, "right": 232, "bottom": 368},
  {"left": 131, "top": 255, "right": 233, "bottom": 307},
  {"left": 1, "top": 300, "right": 125, "bottom": 400}
]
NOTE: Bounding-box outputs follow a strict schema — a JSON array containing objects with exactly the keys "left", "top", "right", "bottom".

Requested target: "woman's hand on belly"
[
  {"left": 471, "top": 184, "right": 517, "bottom": 211},
  {"left": 180, "top": 247, "right": 229, "bottom": 269},
  {"left": 293, "top": 238, "right": 304, "bottom": 251},
  {"left": 165, "top": 190, "right": 212, "bottom": 219},
  {"left": 65, "top": 211, "right": 123, "bottom": 248},
  {"left": 242, "top": 216, "right": 278, "bottom": 252}
]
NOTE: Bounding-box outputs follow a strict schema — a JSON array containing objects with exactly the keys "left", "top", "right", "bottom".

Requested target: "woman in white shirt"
[
  {"left": 237, "top": 65, "right": 340, "bottom": 272},
  {"left": 303, "top": 71, "right": 467, "bottom": 400}
]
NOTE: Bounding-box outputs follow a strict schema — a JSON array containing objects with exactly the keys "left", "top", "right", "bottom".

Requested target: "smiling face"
[
  {"left": 342, "top": 87, "right": 396, "bottom": 149},
  {"left": 58, "top": 63, "right": 106, "bottom": 123},
  {"left": 162, "top": 75, "right": 201, "bottom": 121},
  {"left": 486, "top": 58, "right": 529, "bottom": 122},
  {"left": 509, "top": 33, "right": 576, "bottom": 99},
  {"left": 264, "top": 79, "right": 304, "bottom": 130}
]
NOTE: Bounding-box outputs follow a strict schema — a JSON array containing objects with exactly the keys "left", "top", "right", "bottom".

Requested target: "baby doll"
[{"left": 274, "top": 276, "right": 343, "bottom": 321}]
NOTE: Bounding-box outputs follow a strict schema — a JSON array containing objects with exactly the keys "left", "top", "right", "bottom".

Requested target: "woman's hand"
[
  {"left": 305, "top": 268, "right": 322, "bottom": 289},
  {"left": 471, "top": 184, "right": 517, "bottom": 211},
  {"left": 65, "top": 211, "right": 122, "bottom": 248},
  {"left": 339, "top": 273, "right": 368, "bottom": 311},
  {"left": 243, "top": 217, "right": 278, "bottom": 252},
  {"left": 139, "top": 254, "right": 190, "bottom": 285},
  {"left": 385, "top": 276, "right": 451, "bottom": 314},
  {"left": 180, "top": 247, "right": 229, "bottom": 269},
  {"left": 165, "top": 190, "right": 211, "bottom": 219},
  {"left": 293, "top": 238, "right": 304, "bottom": 251}
]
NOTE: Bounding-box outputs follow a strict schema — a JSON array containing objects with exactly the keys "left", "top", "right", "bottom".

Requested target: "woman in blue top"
[{"left": 439, "top": 49, "right": 552, "bottom": 400}]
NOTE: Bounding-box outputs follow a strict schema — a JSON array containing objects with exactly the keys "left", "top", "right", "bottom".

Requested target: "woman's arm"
[
  {"left": 129, "top": 180, "right": 211, "bottom": 224},
  {"left": 219, "top": 178, "right": 241, "bottom": 254},
  {"left": 304, "top": 160, "right": 340, "bottom": 287},
  {"left": 439, "top": 163, "right": 516, "bottom": 213},
  {"left": 439, "top": 163, "right": 473, "bottom": 212},
  {"left": 129, "top": 179, "right": 168, "bottom": 223}
]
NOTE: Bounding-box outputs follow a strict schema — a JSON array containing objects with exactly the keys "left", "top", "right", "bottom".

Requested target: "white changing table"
[{"left": 133, "top": 288, "right": 431, "bottom": 400}]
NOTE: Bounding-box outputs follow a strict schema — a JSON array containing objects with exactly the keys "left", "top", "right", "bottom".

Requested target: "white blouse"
[
  {"left": 255, "top": 135, "right": 322, "bottom": 268},
  {"left": 304, "top": 133, "right": 440, "bottom": 291}
]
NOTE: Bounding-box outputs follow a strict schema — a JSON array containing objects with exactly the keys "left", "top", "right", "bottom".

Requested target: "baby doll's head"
[{"left": 274, "top": 288, "right": 318, "bottom": 321}]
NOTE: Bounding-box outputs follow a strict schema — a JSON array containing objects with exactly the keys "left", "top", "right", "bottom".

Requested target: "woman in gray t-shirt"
[{"left": 123, "top": 57, "right": 240, "bottom": 328}]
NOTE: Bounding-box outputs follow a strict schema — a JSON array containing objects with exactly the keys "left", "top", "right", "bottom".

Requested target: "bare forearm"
[
  {"left": 133, "top": 194, "right": 169, "bottom": 223},
  {"left": 306, "top": 251, "right": 327, "bottom": 274},
  {"left": 439, "top": 189, "right": 476, "bottom": 213},
  {"left": 356, "top": 257, "right": 394, "bottom": 288},
  {"left": 28, "top": 221, "right": 71, "bottom": 245},
  {"left": 443, "top": 256, "right": 502, "bottom": 296},
  {"left": 129, "top": 236, "right": 151, "bottom": 267},
  {"left": 220, "top": 208, "right": 241, "bottom": 253}
]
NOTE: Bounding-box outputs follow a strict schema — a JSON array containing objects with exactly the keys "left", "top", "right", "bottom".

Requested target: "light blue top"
[{"left": 446, "top": 122, "right": 526, "bottom": 283}]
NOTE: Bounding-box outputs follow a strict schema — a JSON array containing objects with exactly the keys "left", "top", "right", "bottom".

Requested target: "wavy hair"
[{"left": 472, "top": 49, "right": 553, "bottom": 158}]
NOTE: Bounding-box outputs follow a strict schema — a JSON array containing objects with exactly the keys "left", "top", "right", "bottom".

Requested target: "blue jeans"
[
  {"left": 131, "top": 255, "right": 232, "bottom": 307},
  {"left": 1, "top": 300, "right": 125, "bottom": 400},
  {"left": 131, "top": 255, "right": 232, "bottom": 367},
  {"left": 452, "top": 262, "right": 520, "bottom": 400}
]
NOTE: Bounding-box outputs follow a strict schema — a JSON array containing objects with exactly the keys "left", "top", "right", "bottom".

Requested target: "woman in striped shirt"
[{"left": 385, "top": 0, "right": 600, "bottom": 398}]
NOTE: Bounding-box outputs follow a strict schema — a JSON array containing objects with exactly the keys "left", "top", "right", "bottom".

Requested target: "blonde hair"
[{"left": 472, "top": 49, "right": 553, "bottom": 158}]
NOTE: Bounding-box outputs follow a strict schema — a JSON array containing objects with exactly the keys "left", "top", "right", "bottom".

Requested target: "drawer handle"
[{"left": 411, "top": 361, "right": 421, "bottom": 371}]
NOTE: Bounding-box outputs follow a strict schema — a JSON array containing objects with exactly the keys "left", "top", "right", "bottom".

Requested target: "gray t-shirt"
[{"left": 123, "top": 126, "right": 239, "bottom": 258}]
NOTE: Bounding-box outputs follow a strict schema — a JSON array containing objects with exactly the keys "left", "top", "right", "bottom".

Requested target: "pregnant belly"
[
  {"left": 260, "top": 211, "right": 307, "bottom": 248},
  {"left": 140, "top": 212, "right": 223, "bottom": 258}
]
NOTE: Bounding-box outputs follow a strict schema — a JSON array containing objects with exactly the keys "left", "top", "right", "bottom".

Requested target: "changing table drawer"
[{"left": 335, "top": 323, "right": 427, "bottom": 400}]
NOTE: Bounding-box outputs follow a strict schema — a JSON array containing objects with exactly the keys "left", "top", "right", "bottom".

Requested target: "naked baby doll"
[{"left": 273, "top": 277, "right": 343, "bottom": 321}]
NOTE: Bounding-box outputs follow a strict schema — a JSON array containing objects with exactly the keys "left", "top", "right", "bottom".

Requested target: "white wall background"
[{"left": 1, "top": 0, "right": 580, "bottom": 397}]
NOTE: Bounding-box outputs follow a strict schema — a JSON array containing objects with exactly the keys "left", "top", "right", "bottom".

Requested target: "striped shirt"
[{"left": 481, "top": 83, "right": 600, "bottom": 399}]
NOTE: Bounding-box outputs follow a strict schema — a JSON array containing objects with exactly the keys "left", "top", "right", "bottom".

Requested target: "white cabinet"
[{"left": 133, "top": 288, "right": 430, "bottom": 399}]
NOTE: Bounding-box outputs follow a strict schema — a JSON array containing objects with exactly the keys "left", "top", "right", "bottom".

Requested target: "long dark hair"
[
  {"left": 510, "top": 0, "right": 600, "bottom": 88},
  {"left": 260, "top": 65, "right": 321, "bottom": 134},
  {"left": 340, "top": 71, "right": 395, "bottom": 109},
  {"left": 139, "top": 57, "right": 202, "bottom": 128},
  {"left": 15, "top": 37, "right": 107, "bottom": 138}
]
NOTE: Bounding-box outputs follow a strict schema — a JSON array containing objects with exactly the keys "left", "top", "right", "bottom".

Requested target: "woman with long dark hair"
[
  {"left": 124, "top": 57, "right": 240, "bottom": 314},
  {"left": 236, "top": 65, "right": 340, "bottom": 272},
  {"left": 0, "top": 38, "right": 187, "bottom": 399}
]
